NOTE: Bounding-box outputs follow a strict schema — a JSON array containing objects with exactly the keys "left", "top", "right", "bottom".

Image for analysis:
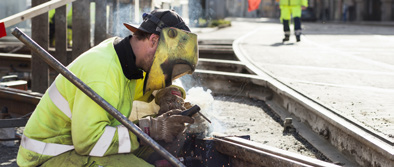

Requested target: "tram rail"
[
  {"left": 0, "top": 40, "right": 392, "bottom": 166},
  {"left": 189, "top": 40, "right": 393, "bottom": 167}
]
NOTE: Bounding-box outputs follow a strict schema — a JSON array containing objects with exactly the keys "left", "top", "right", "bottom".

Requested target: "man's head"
[
  {"left": 125, "top": 10, "right": 198, "bottom": 94},
  {"left": 124, "top": 9, "right": 190, "bottom": 36}
]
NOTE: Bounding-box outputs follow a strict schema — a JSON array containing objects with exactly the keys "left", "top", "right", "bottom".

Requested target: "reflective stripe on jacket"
[{"left": 17, "top": 37, "right": 148, "bottom": 167}]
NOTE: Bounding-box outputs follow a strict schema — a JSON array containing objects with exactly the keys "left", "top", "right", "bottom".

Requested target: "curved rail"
[
  {"left": 192, "top": 39, "right": 393, "bottom": 167},
  {"left": 1, "top": 39, "right": 391, "bottom": 166},
  {"left": 213, "top": 135, "right": 339, "bottom": 167},
  {"left": 232, "top": 27, "right": 393, "bottom": 167}
]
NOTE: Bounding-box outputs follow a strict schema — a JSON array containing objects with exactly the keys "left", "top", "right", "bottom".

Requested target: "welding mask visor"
[{"left": 143, "top": 27, "right": 198, "bottom": 94}]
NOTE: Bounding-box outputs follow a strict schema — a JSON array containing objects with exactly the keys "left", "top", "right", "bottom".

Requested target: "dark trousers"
[{"left": 283, "top": 17, "right": 301, "bottom": 34}]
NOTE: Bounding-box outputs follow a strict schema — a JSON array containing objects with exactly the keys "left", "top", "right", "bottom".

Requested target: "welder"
[
  {"left": 279, "top": 0, "right": 308, "bottom": 42},
  {"left": 17, "top": 9, "right": 198, "bottom": 167}
]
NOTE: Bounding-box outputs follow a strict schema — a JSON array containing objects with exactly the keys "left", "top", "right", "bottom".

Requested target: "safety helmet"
[{"left": 123, "top": 9, "right": 198, "bottom": 93}]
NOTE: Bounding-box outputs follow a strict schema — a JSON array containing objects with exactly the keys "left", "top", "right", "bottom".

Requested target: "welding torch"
[{"left": 181, "top": 105, "right": 211, "bottom": 124}]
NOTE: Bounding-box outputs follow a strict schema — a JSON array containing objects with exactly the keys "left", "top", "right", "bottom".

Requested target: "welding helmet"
[{"left": 123, "top": 9, "right": 198, "bottom": 93}]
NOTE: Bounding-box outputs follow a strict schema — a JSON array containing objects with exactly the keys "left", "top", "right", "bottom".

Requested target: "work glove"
[
  {"left": 155, "top": 87, "right": 186, "bottom": 115},
  {"left": 183, "top": 102, "right": 209, "bottom": 136},
  {"left": 139, "top": 109, "right": 194, "bottom": 143}
]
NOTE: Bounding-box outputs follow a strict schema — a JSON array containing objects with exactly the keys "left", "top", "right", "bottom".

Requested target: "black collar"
[{"left": 114, "top": 36, "right": 144, "bottom": 80}]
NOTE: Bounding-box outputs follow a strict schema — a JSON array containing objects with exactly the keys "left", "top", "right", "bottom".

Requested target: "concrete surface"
[{"left": 194, "top": 18, "right": 394, "bottom": 144}]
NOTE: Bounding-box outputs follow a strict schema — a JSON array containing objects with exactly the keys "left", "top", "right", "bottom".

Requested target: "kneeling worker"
[{"left": 17, "top": 9, "right": 198, "bottom": 167}]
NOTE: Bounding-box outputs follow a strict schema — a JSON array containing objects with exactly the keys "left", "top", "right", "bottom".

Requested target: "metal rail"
[
  {"left": 12, "top": 27, "right": 184, "bottom": 167},
  {"left": 213, "top": 135, "right": 340, "bottom": 167},
  {"left": 3, "top": 37, "right": 391, "bottom": 166},
  {"left": 192, "top": 42, "right": 394, "bottom": 167},
  {"left": 232, "top": 27, "right": 394, "bottom": 166},
  {"left": 0, "top": 87, "right": 41, "bottom": 117},
  {"left": 0, "top": 118, "right": 29, "bottom": 128}
]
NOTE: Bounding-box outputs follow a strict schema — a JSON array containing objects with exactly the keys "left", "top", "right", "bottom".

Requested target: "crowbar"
[{"left": 12, "top": 27, "right": 184, "bottom": 167}]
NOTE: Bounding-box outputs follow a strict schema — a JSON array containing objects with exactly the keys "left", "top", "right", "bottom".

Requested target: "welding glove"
[
  {"left": 139, "top": 109, "right": 194, "bottom": 143},
  {"left": 155, "top": 87, "right": 186, "bottom": 115}
]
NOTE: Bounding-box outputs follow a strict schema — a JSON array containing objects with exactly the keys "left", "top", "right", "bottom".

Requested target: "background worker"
[
  {"left": 279, "top": 0, "right": 308, "bottom": 42},
  {"left": 49, "top": 6, "right": 73, "bottom": 47},
  {"left": 17, "top": 9, "right": 198, "bottom": 167}
]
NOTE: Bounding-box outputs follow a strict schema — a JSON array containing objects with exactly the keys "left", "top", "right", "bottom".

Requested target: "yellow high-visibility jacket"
[
  {"left": 17, "top": 37, "right": 153, "bottom": 166},
  {"left": 279, "top": 0, "right": 308, "bottom": 20}
]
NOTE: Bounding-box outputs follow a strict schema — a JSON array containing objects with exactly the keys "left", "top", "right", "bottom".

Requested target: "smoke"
[
  {"left": 185, "top": 87, "right": 226, "bottom": 137},
  {"left": 185, "top": 87, "right": 214, "bottom": 112},
  {"left": 188, "top": 0, "right": 204, "bottom": 27},
  {"left": 112, "top": 4, "right": 134, "bottom": 37},
  {"left": 110, "top": 0, "right": 206, "bottom": 36},
  {"left": 111, "top": 3, "right": 152, "bottom": 37}
]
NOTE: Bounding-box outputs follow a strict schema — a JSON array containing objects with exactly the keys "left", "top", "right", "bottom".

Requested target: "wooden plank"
[
  {"left": 0, "top": 118, "right": 29, "bottom": 128},
  {"left": 134, "top": 0, "right": 139, "bottom": 22},
  {"left": 0, "top": 0, "right": 76, "bottom": 29},
  {"left": 94, "top": 0, "right": 107, "bottom": 45},
  {"left": 31, "top": 0, "right": 49, "bottom": 93},
  {"left": 55, "top": 6, "right": 68, "bottom": 67},
  {"left": 72, "top": 0, "right": 91, "bottom": 61},
  {"left": 108, "top": 0, "right": 116, "bottom": 36},
  {"left": 0, "top": 87, "right": 40, "bottom": 117},
  {"left": 110, "top": 0, "right": 119, "bottom": 36}
]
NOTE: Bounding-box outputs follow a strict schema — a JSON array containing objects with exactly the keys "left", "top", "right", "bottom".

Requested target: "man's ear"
[{"left": 149, "top": 34, "right": 159, "bottom": 48}]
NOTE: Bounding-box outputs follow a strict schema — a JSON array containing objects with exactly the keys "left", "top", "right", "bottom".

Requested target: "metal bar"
[
  {"left": 0, "top": 0, "right": 77, "bottom": 29},
  {"left": 0, "top": 118, "right": 29, "bottom": 128},
  {"left": 198, "top": 111, "right": 212, "bottom": 123},
  {"left": 0, "top": 88, "right": 41, "bottom": 117},
  {"left": 215, "top": 136, "right": 340, "bottom": 167},
  {"left": 0, "top": 138, "right": 21, "bottom": 141},
  {"left": 214, "top": 137, "right": 309, "bottom": 167},
  {"left": 12, "top": 27, "right": 185, "bottom": 167}
]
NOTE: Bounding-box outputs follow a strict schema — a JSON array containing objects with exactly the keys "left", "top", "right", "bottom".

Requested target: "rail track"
[
  {"left": 184, "top": 40, "right": 393, "bottom": 167},
  {"left": 0, "top": 40, "right": 392, "bottom": 166},
  {"left": 213, "top": 134, "right": 337, "bottom": 167}
]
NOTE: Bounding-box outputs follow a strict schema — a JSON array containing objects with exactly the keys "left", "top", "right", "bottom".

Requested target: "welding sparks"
[{"left": 185, "top": 87, "right": 226, "bottom": 137}]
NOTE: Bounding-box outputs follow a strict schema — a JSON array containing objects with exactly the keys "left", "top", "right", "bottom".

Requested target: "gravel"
[
  {"left": 0, "top": 141, "right": 19, "bottom": 166},
  {"left": 210, "top": 95, "right": 329, "bottom": 161}
]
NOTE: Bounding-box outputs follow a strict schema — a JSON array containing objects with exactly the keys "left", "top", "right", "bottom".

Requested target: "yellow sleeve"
[
  {"left": 72, "top": 82, "right": 139, "bottom": 156},
  {"left": 302, "top": 0, "right": 308, "bottom": 7}
]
